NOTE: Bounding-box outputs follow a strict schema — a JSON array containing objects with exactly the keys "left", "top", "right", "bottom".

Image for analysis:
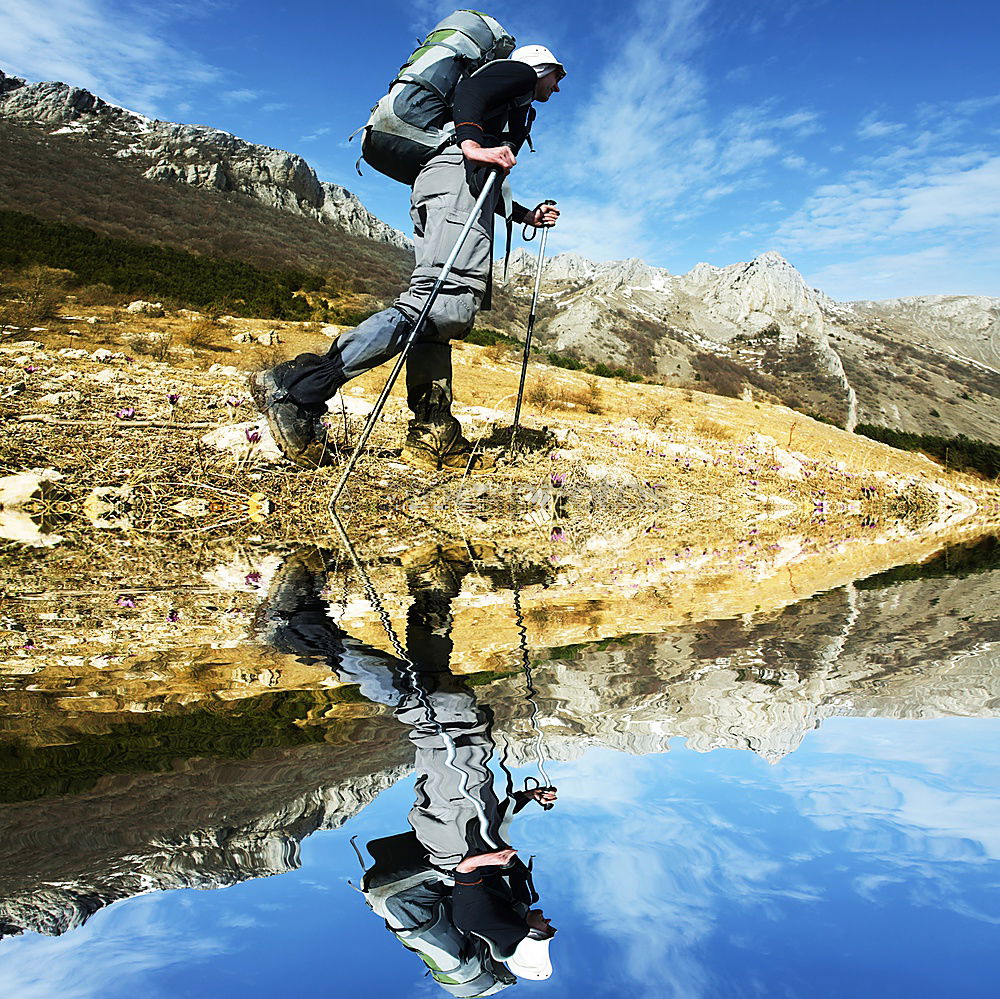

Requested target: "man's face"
[{"left": 534, "top": 70, "right": 562, "bottom": 102}]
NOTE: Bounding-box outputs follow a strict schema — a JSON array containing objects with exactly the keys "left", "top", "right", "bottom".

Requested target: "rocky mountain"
[
  {"left": 2, "top": 71, "right": 997, "bottom": 442},
  {"left": 0, "top": 71, "right": 408, "bottom": 250},
  {"left": 503, "top": 248, "right": 1000, "bottom": 441}
]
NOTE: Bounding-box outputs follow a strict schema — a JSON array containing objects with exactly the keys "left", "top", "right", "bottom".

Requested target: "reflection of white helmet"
[
  {"left": 506, "top": 934, "right": 553, "bottom": 981},
  {"left": 510, "top": 44, "right": 566, "bottom": 79}
]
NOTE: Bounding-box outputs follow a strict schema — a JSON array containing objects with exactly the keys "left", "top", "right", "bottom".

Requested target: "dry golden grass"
[{"left": 694, "top": 417, "right": 733, "bottom": 440}]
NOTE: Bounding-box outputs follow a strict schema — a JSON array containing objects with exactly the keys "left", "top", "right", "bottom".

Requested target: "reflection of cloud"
[
  {"left": 787, "top": 720, "right": 1000, "bottom": 861},
  {"left": 520, "top": 722, "right": 1000, "bottom": 993},
  {"left": 0, "top": 894, "right": 227, "bottom": 998},
  {"left": 530, "top": 750, "right": 800, "bottom": 998}
]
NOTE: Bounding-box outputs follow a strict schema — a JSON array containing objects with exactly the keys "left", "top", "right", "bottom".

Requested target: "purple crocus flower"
[
  {"left": 166, "top": 609, "right": 181, "bottom": 623},
  {"left": 115, "top": 406, "right": 136, "bottom": 419},
  {"left": 167, "top": 393, "right": 181, "bottom": 405},
  {"left": 550, "top": 471, "right": 565, "bottom": 487},
  {"left": 116, "top": 596, "right": 137, "bottom": 608},
  {"left": 226, "top": 395, "right": 244, "bottom": 408},
  {"left": 550, "top": 528, "right": 566, "bottom": 542},
  {"left": 245, "top": 571, "right": 262, "bottom": 586},
  {"left": 245, "top": 426, "right": 262, "bottom": 444}
]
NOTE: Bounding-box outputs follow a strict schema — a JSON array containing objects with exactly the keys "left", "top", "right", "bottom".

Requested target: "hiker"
[
  {"left": 256, "top": 544, "right": 558, "bottom": 990},
  {"left": 250, "top": 39, "right": 564, "bottom": 471}
]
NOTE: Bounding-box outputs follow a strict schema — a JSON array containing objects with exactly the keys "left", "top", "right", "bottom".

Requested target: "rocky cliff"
[{"left": 0, "top": 71, "right": 409, "bottom": 250}]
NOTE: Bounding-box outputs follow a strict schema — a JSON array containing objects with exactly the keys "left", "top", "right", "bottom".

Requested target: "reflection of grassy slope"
[
  {"left": 0, "top": 688, "right": 368, "bottom": 804},
  {"left": 0, "top": 120, "right": 412, "bottom": 298},
  {"left": 856, "top": 534, "right": 1000, "bottom": 590}
]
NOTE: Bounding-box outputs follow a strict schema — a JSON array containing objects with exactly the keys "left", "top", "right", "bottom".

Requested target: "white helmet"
[{"left": 510, "top": 44, "right": 566, "bottom": 80}]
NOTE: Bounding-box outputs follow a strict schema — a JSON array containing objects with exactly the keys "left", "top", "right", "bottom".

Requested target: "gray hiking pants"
[
  {"left": 396, "top": 688, "right": 508, "bottom": 870},
  {"left": 281, "top": 148, "right": 496, "bottom": 409}
]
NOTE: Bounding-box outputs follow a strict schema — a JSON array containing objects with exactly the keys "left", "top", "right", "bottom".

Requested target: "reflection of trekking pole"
[
  {"left": 329, "top": 512, "right": 500, "bottom": 848},
  {"left": 510, "top": 200, "right": 556, "bottom": 454},
  {"left": 330, "top": 167, "right": 505, "bottom": 509},
  {"left": 512, "top": 580, "right": 554, "bottom": 803}
]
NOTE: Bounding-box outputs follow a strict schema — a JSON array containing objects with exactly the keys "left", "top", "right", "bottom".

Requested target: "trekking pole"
[
  {"left": 330, "top": 166, "right": 505, "bottom": 509},
  {"left": 509, "top": 200, "right": 556, "bottom": 454},
  {"left": 512, "top": 573, "right": 554, "bottom": 806}
]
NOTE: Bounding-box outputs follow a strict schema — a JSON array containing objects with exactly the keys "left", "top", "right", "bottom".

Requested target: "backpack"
[{"left": 358, "top": 10, "right": 516, "bottom": 185}]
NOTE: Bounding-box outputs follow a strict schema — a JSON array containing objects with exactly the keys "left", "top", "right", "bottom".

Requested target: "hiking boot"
[
  {"left": 403, "top": 379, "right": 494, "bottom": 473},
  {"left": 401, "top": 417, "right": 496, "bottom": 472},
  {"left": 249, "top": 367, "right": 333, "bottom": 468}
]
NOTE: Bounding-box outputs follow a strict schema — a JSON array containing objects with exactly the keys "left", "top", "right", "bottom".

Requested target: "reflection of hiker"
[
  {"left": 256, "top": 545, "right": 557, "bottom": 992},
  {"left": 250, "top": 22, "right": 564, "bottom": 471}
]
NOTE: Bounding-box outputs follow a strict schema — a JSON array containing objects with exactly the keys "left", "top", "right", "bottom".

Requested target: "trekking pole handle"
[{"left": 523, "top": 199, "right": 557, "bottom": 241}]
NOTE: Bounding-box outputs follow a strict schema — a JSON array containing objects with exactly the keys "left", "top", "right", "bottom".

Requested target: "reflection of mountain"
[
  {"left": 0, "top": 730, "right": 411, "bottom": 940},
  {"left": 1, "top": 542, "right": 998, "bottom": 940},
  {"left": 514, "top": 555, "right": 1000, "bottom": 764}
]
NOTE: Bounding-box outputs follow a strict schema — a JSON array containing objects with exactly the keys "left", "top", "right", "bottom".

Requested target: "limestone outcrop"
[
  {"left": 504, "top": 246, "right": 1000, "bottom": 440},
  {"left": 0, "top": 71, "right": 409, "bottom": 250}
]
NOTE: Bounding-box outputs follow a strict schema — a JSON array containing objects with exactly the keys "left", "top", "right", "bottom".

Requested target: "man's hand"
[
  {"left": 514, "top": 786, "right": 558, "bottom": 808},
  {"left": 455, "top": 847, "right": 518, "bottom": 873},
  {"left": 528, "top": 203, "right": 560, "bottom": 228},
  {"left": 461, "top": 140, "right": 516, "bottom": 173}
]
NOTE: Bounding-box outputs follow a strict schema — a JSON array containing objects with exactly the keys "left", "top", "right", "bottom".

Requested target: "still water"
[{"left": 1, "top": 533, "right": 998, "bottom": 998}]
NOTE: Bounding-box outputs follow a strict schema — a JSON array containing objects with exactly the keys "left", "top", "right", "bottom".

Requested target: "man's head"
[
  {"left": 525, "top": 909, "right": 556, "bottom": 937},
  {"left": 506, "top": 909, "right": 556, "bottom": 981},
  {"left": 510, "top": 44, "right": 565, "bottom": 102}
]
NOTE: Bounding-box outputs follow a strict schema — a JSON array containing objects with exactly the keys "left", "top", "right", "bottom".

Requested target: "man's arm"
[
  {"left": 452, "top": 61, "right": 537, "bottom": 149},
  {"left": 454, "top": 61, "right": 536, "bottom": 175}
]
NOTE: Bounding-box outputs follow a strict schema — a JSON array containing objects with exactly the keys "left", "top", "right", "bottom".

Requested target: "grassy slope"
[{"left": 0, "top": 120, "right": 413, "bottom": 299}]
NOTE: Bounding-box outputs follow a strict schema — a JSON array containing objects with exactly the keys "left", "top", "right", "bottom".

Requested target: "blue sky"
[
  {"left": 1, "top": 0, "right": 998, "bottom": 299},
  {"left": 2, "top": 720, "right": 999, "bottom": 997}
]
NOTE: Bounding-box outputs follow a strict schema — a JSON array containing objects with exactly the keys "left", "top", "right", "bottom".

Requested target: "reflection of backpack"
[
  {"left": 358, "top": 10, "right": 516, "bottom": 185},
  {"left": 359, "top": 832, "right": 515, "bottom": 997}
]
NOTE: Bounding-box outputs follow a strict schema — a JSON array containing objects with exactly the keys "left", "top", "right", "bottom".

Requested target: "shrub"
[
  {"left": 126, "top": 329, "right": 173, "bottom": 360},
  {"left": 694, "top": 417, "right": 732, "bottom": 440},
  {"left": 527, "top": 380, "right": 552, "bottom": 411},
  {"left": 547, "top": 351, "right": 584, "bottom": 370},
  {"left": 177, "top": 318, "right": 223, "bottom": 351},
  {"left": 467, "top": 327, "right": 520, "bottom": 348},
  {"left": 855, "top": 424, "right": 1000, "bottom": 479},
  {"left": 0, "top": 264, "right": 70, "bottom": 327}
]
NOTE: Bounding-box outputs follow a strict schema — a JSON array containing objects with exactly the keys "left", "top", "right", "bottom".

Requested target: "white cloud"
[
  {"left": 893, "top": 155, "right": 1000, "bottom": 232},
  {"left": 535, "top": 0, "right": 820, "bottom": 261},
  {"left": 0, "top": 893, "right": 228, "bottom": 999},
  {"left": 224, "top": 88, "right": 259, "bottom": 104},
  {"left": 776, "top": 153, "right": 1000, "bottom": 251},
  {"left": 773, "top": 110, "right": 822, "bottom": 136},
  {"left": 301, "top": 126, "right": 333, "bottom": 143},
  {"left": 857, "top": 112, "right": 905, "bottom": 140},
  {"left": 804, "top": 246, "right": 954, "bottom": 300},
  {"left": 0, "top": 0, "right": 220, "bottom": 115},
  {"left": 525, "top": 196, "right": 657, "bottom": 263}
]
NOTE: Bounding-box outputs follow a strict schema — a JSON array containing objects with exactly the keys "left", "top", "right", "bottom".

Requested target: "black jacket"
[
  {"left": 452, "top": 60, "right": 537, "bottom": 224},
  {"left": 451, "top": 856, "right": 538, "bottom": 958}
]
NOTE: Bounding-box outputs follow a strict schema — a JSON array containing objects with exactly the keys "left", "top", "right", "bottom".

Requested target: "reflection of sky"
[{"left": 2, "top": 719, "right": 998, "bottom": 998}]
